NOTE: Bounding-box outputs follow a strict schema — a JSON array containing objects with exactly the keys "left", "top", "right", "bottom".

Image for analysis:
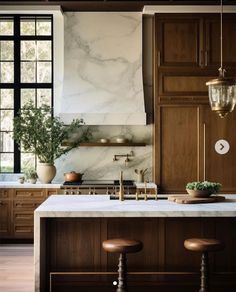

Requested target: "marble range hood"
[{"left": 58, "top": 12, "right": 146, "bottom": 125}]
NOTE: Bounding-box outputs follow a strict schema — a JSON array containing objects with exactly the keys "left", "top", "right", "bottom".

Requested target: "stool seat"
[
  {"left": 184, "top": 238, "right": 224, "bottom": 252},
  {"left": 102, "top": 238, "right": 143, "bottom": 254}
]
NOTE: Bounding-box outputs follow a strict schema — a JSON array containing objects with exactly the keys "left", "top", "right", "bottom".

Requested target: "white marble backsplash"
[
  {"left": 55, "top": 125, "right": 152, "bottom": 182},
  {"left": 58, "top": 12, "right": 146, "bottom": 125}
]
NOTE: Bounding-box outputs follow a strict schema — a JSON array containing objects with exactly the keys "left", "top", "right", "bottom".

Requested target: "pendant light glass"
[{"left": 206, "top": 0, "right": 236, "bottom": 118}]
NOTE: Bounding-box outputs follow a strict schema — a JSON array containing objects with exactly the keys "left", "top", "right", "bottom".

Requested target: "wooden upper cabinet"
[
  {"left": 201, "top": 107, "right": 236, "bottom": 193},
  {"left": 205, "top": 14, "right": 236, "bottom": 69},
  {"left": 155, "top": 15, "right": 202, "bottom": 68},
  {"left": 155, "top": 13, "right": 236, "bottom": 71}
]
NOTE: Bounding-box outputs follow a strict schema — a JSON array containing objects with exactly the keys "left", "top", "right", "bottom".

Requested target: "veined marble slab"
[
  {"left": 59, "top": 12, "right": 146, "bottom": 125},
  {"left": 35, "top": 195, "right": 236, "bottom": 218}
]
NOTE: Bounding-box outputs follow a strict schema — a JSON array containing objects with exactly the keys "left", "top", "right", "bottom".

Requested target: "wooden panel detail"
[
  {"left": 0, "top": 200, "right": 11, "bottom": 236},
  {"left": 162, "top": 75, "right": 214, "bottom": 94},
  {"left": 106, "top": 218, "right": 159, "bottom": 271},
  {"left": 164, "top": 218, "right": 204, "bottom": 270},
  {"left": 43, "top": 217, "right": 236, "bottom": 292},
  {"left": 46, "top": 218, "right": 101, "bottom": 271},
  {"left": 14, "top": 200, "right": 42, "bottom": 209},
  {"left": 201, "top": 107, "right": 236, "bottom": 192},
  {"left": 157, "top": 106, "right": 200, "bottom": 193},
  {"left": 14, "top": 189, "right": 45, "bottom": 199},
  {"left": 205, "top": 15, "right": 236, "bottom": 68},
  {"left": 0, "top": 189, "right": 10, "bottom": 199},
  {"left": 46, "top": 189, "right": 59, "bottom": 197},
  {"left": 14, "top": 211, "right": 34, "bottom": 223},
  {"left": 156, "top": 16, "right": 201, "bottom": 67}
]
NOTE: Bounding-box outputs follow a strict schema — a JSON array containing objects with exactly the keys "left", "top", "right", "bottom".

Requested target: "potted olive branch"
[{"left": 13, "top": 101, "right": 90, "bottom": 183}]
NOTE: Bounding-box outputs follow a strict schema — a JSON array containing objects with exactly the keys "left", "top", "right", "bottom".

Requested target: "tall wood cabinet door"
[
  {"left": 201, "top": 107, "right": 236, "bottom": 192},
  {"left": 155, "top": 106, "right": 201, "bottom": 193},
  {"left": 155, "top": 15, "right": 202, "bottom": 68},
  {"left": 205, "top": 14, "right": 236, "bottom": 69},
  {"left": 0, "top": 200, "right": 11, "bottom": 237}
]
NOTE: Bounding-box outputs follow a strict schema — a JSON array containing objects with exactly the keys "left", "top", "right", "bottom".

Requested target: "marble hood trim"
[{"left": 59, "top": 12, "right": 146, "bottom": 125}]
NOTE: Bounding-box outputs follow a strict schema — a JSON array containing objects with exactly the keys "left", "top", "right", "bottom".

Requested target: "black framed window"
[{"left": 0, "top": 15, "right": 53, "bottom": 173}]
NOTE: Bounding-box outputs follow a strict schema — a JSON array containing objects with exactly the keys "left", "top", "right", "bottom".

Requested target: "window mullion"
[{"left": 13, "top": 15, "right": 21, "bottom": 173}]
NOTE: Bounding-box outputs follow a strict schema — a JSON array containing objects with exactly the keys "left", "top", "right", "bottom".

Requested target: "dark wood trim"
[{"left": 0, "top": 1, "right": 234, "bottom": 12}]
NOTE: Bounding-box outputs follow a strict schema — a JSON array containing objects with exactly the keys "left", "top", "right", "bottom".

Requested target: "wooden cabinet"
[
  {"left": 155, "top": 105, "right": 236, "bottom": 193},
  {"left": 0, "top": 187, "right": 59, "bottom": 240},
  {"left": 155, "top": 105, "right": 201, "bottom": 193},
  {"left": 201, "top": 107, "right": 236, "bottom": 193},
  {"left": 0, "top": 189, "right": 12, "bottom": 238},
  {"left": 155, "top": 13, "right": 236, "bottom": 70},
  {"left": 44, "top": 217, "right": 236, "bottom": 292},
  {"left": 155, "top": 15, "right": 202, "bottom": 68},
  {"left": 13, "top": 189, "right": 46, "bottom": 238},
  {"left": 205, "top": 15, "right": 236, "bottom": 68},
  {"left": 154, "top": 13, "right": 236, "bottom": 193},
  {"left": 155, "top": 14, "right": 236, "bottom": 103}
]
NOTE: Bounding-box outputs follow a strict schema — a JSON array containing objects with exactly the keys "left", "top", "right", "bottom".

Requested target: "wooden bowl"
[{"left": 186, "top": 189, "right": 212, "bottom": 198}]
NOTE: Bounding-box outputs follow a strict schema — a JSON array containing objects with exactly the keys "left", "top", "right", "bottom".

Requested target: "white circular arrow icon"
[{"left": 215, "top": 139, "right": 230, "bottom": 155}]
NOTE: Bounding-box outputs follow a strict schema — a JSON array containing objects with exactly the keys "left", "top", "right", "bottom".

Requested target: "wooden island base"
[{"left": 39, "top": 217, "right": 236, "bottom": 292}]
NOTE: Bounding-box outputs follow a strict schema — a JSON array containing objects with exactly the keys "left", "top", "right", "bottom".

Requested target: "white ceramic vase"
[{"left": 37, "top": 163, "right": 56, "bottom": 184}]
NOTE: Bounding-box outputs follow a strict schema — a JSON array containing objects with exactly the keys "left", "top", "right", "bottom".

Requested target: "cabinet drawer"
[
  {"left": 14, "top": 189, "right": 45, "bottom": 199},
  {"left": 14, "top": 211, "right": 34, "bottom": 224},
  {"left": 0, "top": 189, "right": 10, "bottom": 199},
  {"left": 14, "top": 225, "right": 33, "bottom": 234},
  {"left": 14, "top": 200, "right": 42, "bottom": 209}
]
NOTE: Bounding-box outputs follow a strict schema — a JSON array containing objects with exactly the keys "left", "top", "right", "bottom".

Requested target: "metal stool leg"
[
  {"left": 200, "top": 252, "right": 209, "bottom": 292},
  {"left": 117, "top": 253, "right": 127, "bottom": 292}
]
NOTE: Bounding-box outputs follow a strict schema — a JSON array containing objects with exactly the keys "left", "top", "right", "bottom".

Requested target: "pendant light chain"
[{"left": 220, "top": 0, "right": 223, "bottom": 74}]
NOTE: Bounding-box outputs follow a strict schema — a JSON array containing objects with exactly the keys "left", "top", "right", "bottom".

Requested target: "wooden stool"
[
  {"left": 102, "top": 238, "right": 143, "bottom": 292},
  {"left": 184, "top": 238, "right": 224, "bottom": 292}
]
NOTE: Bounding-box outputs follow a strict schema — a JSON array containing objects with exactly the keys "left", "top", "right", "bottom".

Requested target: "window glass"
[
  {"left": 21, "top": 89, "right": 36, "bottom": 107},
  {"left": 0, "top": 19, "right": 13, "bottom": 36},
  {"left": 0, "top": 89, "right": 14, "bottom": 109},
  {"left": 0, "top": 15, "right": 53, "bottom": 173},
  {"left": 0, "top": 41, "right": 14, "bottom": 61},
  {"left": 21, "top": 62, "right": 36, "bottom": 83},
  {"left": 0, "top": 62, "right": 14, "bottom": 83},
  {"left": 20, "top": 19, "right": 35, "bottom": 36},
  {"left": 37, "top": 19, "right": 51, "bottom": 35},
  {"left": 0, "top": 153, "right": 14, "bottom": 172}
]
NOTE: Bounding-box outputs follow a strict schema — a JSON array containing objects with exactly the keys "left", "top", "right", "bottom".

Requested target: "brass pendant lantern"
[{"left": 206, "top": 0, "right": 236, "bottom": 118}]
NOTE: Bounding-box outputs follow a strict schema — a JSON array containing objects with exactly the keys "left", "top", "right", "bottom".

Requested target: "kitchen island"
[{"left": 35, "top": 195, "right": 236, "bottom": 292}]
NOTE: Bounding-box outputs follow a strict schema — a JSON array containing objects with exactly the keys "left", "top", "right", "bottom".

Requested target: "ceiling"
[{"left": 0, "top": 0, "right": 234, "bottom": 12}]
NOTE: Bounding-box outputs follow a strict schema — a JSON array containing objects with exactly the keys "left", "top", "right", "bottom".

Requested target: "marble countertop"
[
  {"left": 0, "top": 182, "right": 61, "bottom": 188},
  {"left": 34, "top": 195, "right": 236, "bottom": 217}
]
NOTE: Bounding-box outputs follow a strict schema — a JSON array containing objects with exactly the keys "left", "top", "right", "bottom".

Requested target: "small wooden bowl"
[{"left": 186, "top": 189, "right": 212, "bottom": 198}]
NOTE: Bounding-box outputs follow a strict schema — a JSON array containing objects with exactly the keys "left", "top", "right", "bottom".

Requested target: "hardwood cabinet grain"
[
  {"left": 154, "top": 13, "right": 236, "bottom": 193},
  {"left": 0, "top": 189, "right": 12, "bottom": 238},
  {"left": 44, "top": 217, "right": 236, "bottom": 292},
  {"left": 201, "top": 107, "right": 236, "bottom": 192},
  {"left": 155, "top": 15, "right": 201, "bottom": 68},
  {"left": 0, "top": 187, "right": 59, "bottom": 240},
  {"left": 155, "top": 105, "right": 200, "bottom": 193}
]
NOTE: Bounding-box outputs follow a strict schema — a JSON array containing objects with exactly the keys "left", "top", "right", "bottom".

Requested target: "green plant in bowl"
[
  {"left": 186, "top": 181, "right": 222, "bottom": 198},
  {"left": 24, "top": 168, "right": 38, "bottom": 184}
]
